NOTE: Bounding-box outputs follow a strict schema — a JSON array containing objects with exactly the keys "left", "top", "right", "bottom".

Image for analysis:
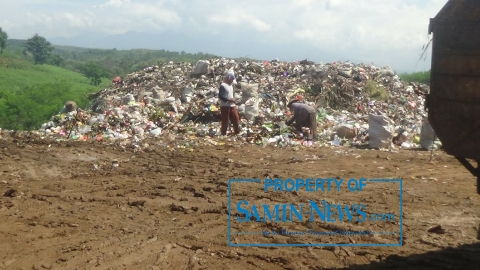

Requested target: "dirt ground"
[{"left": 0, "top": 137, "right": 479, "bottom": 270}]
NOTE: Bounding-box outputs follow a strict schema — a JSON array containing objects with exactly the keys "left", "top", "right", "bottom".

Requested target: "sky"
[{"left": 0, "top": 0, "right": 449, "bottom": 73}]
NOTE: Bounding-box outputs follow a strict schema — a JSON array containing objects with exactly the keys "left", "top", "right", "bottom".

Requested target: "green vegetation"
[
  {"left": 24, "top": 34, "right": 54, "bottom": 65},
  {"left": 399, "top": 70, "right": 430, "bottom": 84},
  {"left": 0, "top": 27, "right": 7, "bottom": 53},
  {"left": 82, "top": 61, "right": 107, "bottom": 86},
  {"left": 0, "top": 32, "right": 225, "bottom": 131},
  {"left": 365, "top": 80, "right": 389, "bottom": 101},
  {"left": 0, "top": 51, "right": 110, "bottom": 130},
  {"left": 6, "top": 39, "right": 222, "bottom": 80}
]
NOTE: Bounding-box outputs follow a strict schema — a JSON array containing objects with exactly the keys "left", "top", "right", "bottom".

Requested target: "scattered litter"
[{"left": 6, "top": 58, "right": 437, "bottom": 150}]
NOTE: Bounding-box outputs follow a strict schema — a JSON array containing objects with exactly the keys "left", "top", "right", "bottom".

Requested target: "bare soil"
[{"left": 0, "top": 138, "right": 479, "bottom": 270}]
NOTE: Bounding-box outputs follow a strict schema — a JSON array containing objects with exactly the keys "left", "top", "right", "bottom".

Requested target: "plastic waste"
[
  {"left": 401, "top": 142, "right": 411, "bottom": 148},
  {"left": 193, "top": 60, "right": 209, "bottom": 75},
  {"left": 332, "top": 135, "right": 340, "bottom": 146},
  {"left": 182, "top": 86, "right": 194, "bottom": 103},
  {"left": 244, "top": 98, "right": 260, "bottom": 121},
  {"left": 150, "top": 128, "right": 162, "bottom": 137}
]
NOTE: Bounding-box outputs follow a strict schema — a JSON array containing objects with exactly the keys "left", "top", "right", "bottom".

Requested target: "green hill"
[
  {"left": 0, "top": 51, "right": 110, "bottom": 130},
  {"left": 6, "top": 39, "right": 225, "bottom": 79}
]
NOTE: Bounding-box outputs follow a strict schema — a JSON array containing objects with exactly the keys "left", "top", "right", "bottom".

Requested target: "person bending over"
[{"left": 286, "top": 99, "right": 318, "bottom": 140}]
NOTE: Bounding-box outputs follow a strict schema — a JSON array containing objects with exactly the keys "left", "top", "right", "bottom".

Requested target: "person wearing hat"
[
  {"left": 286, "top": 98, "right": 317, "bottom": 140},
  {"left": 60, "top": 101, "right": 78, "bottom": 113},
  {"left": 218, "top": 70, "right": 240, "bottom": 136}
]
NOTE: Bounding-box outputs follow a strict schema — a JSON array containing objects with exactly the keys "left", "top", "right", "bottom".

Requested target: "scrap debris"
[{"left": 2, "top": 58, "right": 441, "bottom": 150}]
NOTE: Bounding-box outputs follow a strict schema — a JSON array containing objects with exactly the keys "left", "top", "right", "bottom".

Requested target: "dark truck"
[{"left": 427, "top": 0, "right": 480, "bottom": 195}]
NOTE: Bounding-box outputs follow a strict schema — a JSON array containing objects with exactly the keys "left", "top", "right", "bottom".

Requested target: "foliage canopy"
[
  {"left": 24, "top": 34, "right": 54, "bottom": 65},
  {"left": 0, "top": 27, "right": 7, "bottom": 53}
]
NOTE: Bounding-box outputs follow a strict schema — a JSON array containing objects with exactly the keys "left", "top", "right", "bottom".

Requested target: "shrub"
[
  {"left": 399, "top": 71, "right": 430, "bottom": 84},
  {"left": 364, "top": 80, "right": 389, "bottom": 101}
]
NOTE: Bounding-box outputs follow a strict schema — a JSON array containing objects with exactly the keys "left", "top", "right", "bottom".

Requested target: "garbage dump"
[{"left": 17, "top": 58, "right": 441, "bottom": 150}]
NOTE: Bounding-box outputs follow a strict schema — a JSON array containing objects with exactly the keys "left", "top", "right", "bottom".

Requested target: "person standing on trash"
[
  {"left": 218, "top": 70, "right": 240, "bottom": 136},
  {"left": 286, "top": 98, "right": 318, "bottom": 140}
]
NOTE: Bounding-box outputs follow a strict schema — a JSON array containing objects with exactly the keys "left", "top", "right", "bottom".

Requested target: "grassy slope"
[
  {"left": 0, "top": 52, "right": 110, "bottom": 130},
  {"left": 0, "top": 52, "right": 109, "bottom": 92}
]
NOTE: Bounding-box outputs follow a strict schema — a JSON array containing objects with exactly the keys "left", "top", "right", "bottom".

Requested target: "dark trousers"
[
  {"left": 295, "top": 112, "right": 317, "bottom": 140},
  {"left": 220, "top": 106, "right": 240, "bottom": 135}
]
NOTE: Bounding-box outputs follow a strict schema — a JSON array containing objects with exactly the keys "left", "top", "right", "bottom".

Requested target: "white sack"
[
  {"left": 368, "top": 113, "right": 394, "bottom": 149},
  {"left": 193, "top": 60, "right": 209, "bottom": 75},
  {"left": 244, "top": 98, "right": 260, "bottom": 121},
  {"left": 420, "top": 117, "right": 436, "bottom": 150},
  {"left": 241, "top": 84, "right": 259, "bottom": 104}
]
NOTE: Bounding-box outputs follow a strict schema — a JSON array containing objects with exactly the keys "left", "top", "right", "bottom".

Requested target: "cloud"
[
  {"left": 0, "top": 0, "right": 449, "bottom": 71},
  {"left": 208, "top": 12, "right": 271, "bottom": 32},
  {"left": 294, "top": 30, "right": 315, "bottom": 40},
  {"left": 1, "top": 0, "right": 182, "bottom": 37},
  {"left": 97, "top": 0, "right": 130, "bottom": 8},
  {"left": 250, "top": 18, "right": 271, "bottom": 32},
  {"left": 89, "top": 0, "right": 182, "bottom": 33}
]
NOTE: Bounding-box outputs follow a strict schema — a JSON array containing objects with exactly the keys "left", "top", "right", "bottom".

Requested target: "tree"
[
  {"left": 82, "top": 61, "right": 106, "bottom": 86},
  {"left": 48, "top": 54, "right": 64, "bottom": 67},
  {"left": 24, "top": 34, "right": 53, "bottom": 64},
  {"left": 0, "top": 27, "right": 7, "bottom": 53}
]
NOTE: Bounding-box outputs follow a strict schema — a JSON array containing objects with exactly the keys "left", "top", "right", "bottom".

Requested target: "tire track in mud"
[
  {"left": 58, "top": 233, "right": 172, "bottom": 270},
  {"left": 4, "top": 191, "right": 141, "bottom": 231},
  {"left": 54, "top": 234, "right": 137, "bottom": 267},
  {"left": 47, "top": 181, "right": 104, "bottom": 195},
  {"left": 116, "top": 243, "right": 177, "bottom": 270},
  {"left": 8, "top": 201, "right": 64, "bottom": 217},
  {"left": 94, "top": 235, "right": 163, "bottom": 270},
  {"left": 2, "top": 140, "right": 480, "bottom": 269},
  {"left": 44, "top": 187, "right": 179, "bottom": 268},
  {"left": 24, "top": 190, "right": 142, "bottom": 208}
]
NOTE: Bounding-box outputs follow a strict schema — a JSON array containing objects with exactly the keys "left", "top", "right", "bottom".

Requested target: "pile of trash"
[{"left": 31, "top": 58, "right": 440, "bottom": 150}]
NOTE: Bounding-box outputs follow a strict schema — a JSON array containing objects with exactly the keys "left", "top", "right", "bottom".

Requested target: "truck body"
[{"left": 427, "top": 0, "right": 480, "bottom": 194}]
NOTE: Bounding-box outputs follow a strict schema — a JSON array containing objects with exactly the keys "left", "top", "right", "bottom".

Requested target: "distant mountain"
[
  {"left": 12, "top": 30, "right": 428, "bottom": 72},
  {"left": 49, "top": 31, "right": 358, "bottom": 64}
]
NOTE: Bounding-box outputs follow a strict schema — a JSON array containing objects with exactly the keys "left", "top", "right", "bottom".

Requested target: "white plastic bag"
[
  {"left": 182, "top": 86, "right": 194, "bottom": 103},
  {"left": 192, "top": 60, "right": 209, "bottom": 75},
  {"left": 150, "top": 128, "right": 162, "bottom": 137},
  {"left": 368, "top": 114, "right": 394, "bottom": 149},
  {"left": 237, "top": 104, "right": 246, "bottom": 115},
  {"left": 338, "top": 69, "right": 353, "bottom": 78},
  {"left": 379, "top": 67, "right": 395, "bottom": 76},
  {"left": 240, "top": 84, "right": 259, "bottom": 104},
  {"left": 88, "top": 117, "right": 98, "bottom": 126},
  {"left": 244, "top": 98, "right": 260, "bottom": 121}
]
